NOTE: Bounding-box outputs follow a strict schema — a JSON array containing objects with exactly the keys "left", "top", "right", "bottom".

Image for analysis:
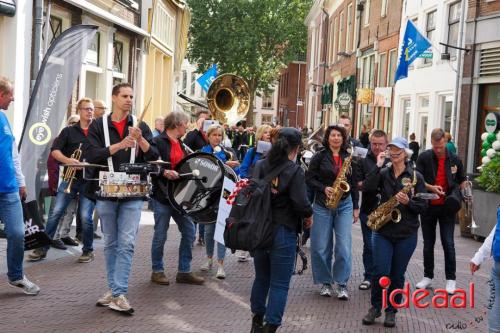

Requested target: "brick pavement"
[{"left": 0, "top": 210, "right": 493, "bottom": 333}]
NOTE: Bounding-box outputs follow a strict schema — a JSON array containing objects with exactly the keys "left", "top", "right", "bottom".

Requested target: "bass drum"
[{"left": 167, "top": 152, "right": 238, "bottom": 224}]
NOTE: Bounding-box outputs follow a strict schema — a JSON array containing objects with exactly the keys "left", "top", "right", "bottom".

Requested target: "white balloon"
[
  {"left": 481, "top": 132, "right": 489, "bottom": 141},
  {"left": 487, "top": 148, "right": 496, "bottom": 158},
  {"left": 482, "top": 156, "right": 491, "bottom": 164},
  {"left": 493, "top": 140, "right": 500, "bottom": 151}
]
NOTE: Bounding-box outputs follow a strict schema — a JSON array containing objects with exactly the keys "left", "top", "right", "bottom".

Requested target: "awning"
[
  {"left": 63, "top": 0, "right": 149, "bottom": 37},
  {"left": 0, "top": 0, "right": 16, "bottom": 17}
]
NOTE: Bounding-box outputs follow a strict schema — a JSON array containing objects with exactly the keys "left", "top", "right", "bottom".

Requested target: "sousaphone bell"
[{"left": 206, "top": 74, "right": 250, "bottom": 125}]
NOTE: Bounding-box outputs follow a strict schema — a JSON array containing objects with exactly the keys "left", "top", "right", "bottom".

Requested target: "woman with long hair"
[
  {"left": 250, "top": 128, "right": 313, "bottom": 333},
  {"left": 200, "top": 124, "right": 239, "bottom": 279},
  {"left": 239, "top": 124, "right": 272, "bottom": 179},
  {"left": 306, "top": 125, "right": 359, "bottom": 300},
  {"left": 361, "top": 137, "right": 427, "bottom": 328}
]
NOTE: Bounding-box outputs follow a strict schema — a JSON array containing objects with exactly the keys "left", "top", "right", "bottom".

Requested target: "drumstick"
[{"left": 126, "top": 97, "right": 153, "bottom": 151}]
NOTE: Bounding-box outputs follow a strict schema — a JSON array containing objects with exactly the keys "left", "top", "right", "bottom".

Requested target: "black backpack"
[{"left": 224, "top": 162, "right": 289, "bottom": 252}]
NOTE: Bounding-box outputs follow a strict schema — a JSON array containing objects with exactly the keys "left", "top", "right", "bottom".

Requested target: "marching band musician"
[
  {"left": 28, "top": 98, "right": 96, "bottom": 264},
  {"left": 415, "top": 128, "right": 466, "bottom": 295},
  {"left": 356, "top": 130, "right": 389, "bottom": 291},
  {"left": 150, "top": 110, "right": 205, "bottom": 286},
  {"left": 250, "top": 128, "right": 313, "bottom": 333},
  {"left": 85, "top": 83, "right": 158, "bottom": 314},
  {"left": 239, "top": 124, "right": 272, "bottom": 179},
  {"left": 361, "top": 137, "right": 427, "bottom": 328},
  {"left": 305, "top": 125, "right": 359, "bottom": 300},
  {"left": 200, "top": 124, "right": 239, "bottom": 279}
]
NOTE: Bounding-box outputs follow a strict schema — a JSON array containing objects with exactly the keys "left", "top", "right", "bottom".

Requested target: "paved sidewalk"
[{"left": 0, "top": 211, "right": 493, "bottom": 333}]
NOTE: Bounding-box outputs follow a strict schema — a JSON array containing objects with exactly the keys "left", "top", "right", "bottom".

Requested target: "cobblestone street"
[{"left": 0, "top": 210, "right": 493, "bottom": 333}]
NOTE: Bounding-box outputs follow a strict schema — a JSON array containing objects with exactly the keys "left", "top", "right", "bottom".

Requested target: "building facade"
[
  {"left": 459, "top": 0, "right": 500, "bottom": 172},
  {"left": 277, "top": 61, "right": 306, "bottom": 128},
  {"left": 141, "top": 0, "right": 189, "bottom": 126},
  {"left": 305, "top": 0, "right": 328, "bottom": 130},
  {"left": 356, "top": 0, "right": 403, "bottom": 138},
  {"left": 253, "top": 88, "right": 278, "bottom": 127},
  {"left": 0, "top": 1, "right": 33, "bottom": 137},
  {"left": 393, "top": 0, "right": 466, "bottom": 150}
]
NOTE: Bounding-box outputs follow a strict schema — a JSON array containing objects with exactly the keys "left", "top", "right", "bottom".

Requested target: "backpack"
[{"left": 224, "top": 162, "right": 289, "bottom": 252}]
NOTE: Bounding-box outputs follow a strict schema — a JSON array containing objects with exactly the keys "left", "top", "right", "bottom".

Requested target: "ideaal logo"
[
  {"left": 380, "top": 276, "right": 475, "bottom": 309},
  {"left": 28, "top": 122, "right": 51, "bottom": 145}
]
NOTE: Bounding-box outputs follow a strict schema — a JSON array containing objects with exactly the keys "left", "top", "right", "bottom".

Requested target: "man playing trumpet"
[{"left": 28, "top": 98, "right": 96, "bottom": 263}]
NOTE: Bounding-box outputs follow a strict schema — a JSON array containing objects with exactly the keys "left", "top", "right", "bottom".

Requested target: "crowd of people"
[{"left": 0, "top": 75, "right": 499, "bottom": 332}]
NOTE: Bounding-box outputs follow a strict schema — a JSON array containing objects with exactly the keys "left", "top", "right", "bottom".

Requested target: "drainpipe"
[
  {"left": 354, "top": 1, "right": 365, "bottom": 130},
  {"left": 451, "top": 0, "right": 466, "bottom": 149},
  {"left": 465, "top": 0, "right": 480, "bottom": 172},
  {"left": 320, "top": 5, "right": 329, "bottom": 125},
  {"left": 32, "top": 0, "right": 44, "bottom": 91}
]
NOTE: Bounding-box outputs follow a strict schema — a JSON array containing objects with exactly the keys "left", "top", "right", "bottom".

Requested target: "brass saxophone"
[
  {"left": 325, "top": 146, "right": 353, "bottom": 209},
  {"left": 367, "top": 165, "right": 417, "bottom": 231}
]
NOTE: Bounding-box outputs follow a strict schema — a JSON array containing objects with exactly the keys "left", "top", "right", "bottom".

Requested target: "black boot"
[
  {"left": 262, "top": 324, "right": 278, "bottom": 333},
  {"left": 250, "top": 314, "right": 263, "bottom": 333},
  {"left": 384, "top": 311, "right": 396, "bottom": 328},
  {"left": 362, "top": 307, "right": 381, "bottom": 325}
]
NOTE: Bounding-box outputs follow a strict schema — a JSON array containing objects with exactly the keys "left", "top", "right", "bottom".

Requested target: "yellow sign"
[{"left": 357, "top": 88, "right": 374, "bottom": 104}]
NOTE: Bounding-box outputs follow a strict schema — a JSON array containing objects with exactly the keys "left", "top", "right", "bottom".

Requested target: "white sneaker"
[
  {"left": 319, "top": 284, "right": 332, "bottom": 297},
  {"left": 416, "top": 277, "right": 433, "bottom": 289},
  {"left": 109, "top": 294, "right": 134, "bottom": 314},
  {"left": 446, "top": 280, "right": 456, "bottom": 295},
  {"left": 201, "top": 258, "right": 213, "bottom": 271},
  {"left": 336, "top": 285, "right": 349, "bottom": 300},
  {"left": 96, "top": 291, "right": 113, "bottom": 307},
  {"left": 237, "top": 251, "right": 249, "bottom": 262},
  {"left": 8, "top": 275, "right": 40, "bottom": 295},
  {"left": 216, "top": 265, "right": 226, "bottom": 279}
]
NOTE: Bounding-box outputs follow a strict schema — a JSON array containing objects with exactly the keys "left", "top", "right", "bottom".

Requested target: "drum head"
[{"left": 167, "top": 152, "right": 237, "bottom": 224}]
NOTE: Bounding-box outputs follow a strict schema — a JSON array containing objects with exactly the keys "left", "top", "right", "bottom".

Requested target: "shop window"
[{"left": 113, "top": 40, "right": 124, "bottom": 73}]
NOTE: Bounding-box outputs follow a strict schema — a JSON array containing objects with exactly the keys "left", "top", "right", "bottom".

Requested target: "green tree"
[{"left": 187, "top": 0, "right": 311, "bottom": 125}]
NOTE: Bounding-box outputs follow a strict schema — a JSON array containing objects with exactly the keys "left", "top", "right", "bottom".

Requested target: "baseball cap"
[
  {"left": 278, "top": 127, "right": 302, "bottom": 146},
  {"left": 387, "top": 137, "right": 409, "bottom": 149}
]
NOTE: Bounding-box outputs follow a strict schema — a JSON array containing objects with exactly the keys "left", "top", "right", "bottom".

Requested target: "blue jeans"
[
  {"left": 371, "top": 232, "right": 418, "bottom": 313},
  {"left": 80, "top": 196, "right": 96, "bottom": 252},
  {"left": 0, "top": 191, "right": 24, "bottom": 281},
  {"left": 251, "top": 225, "right": 297, "bottom": 326},
  {"left": 44, "top": 179, "right": 85, "bottom": 250},
  {"left": 151, "top": 199, "right": 195, "bottom": 273},
  {"left": 310, "top": 197, "right": 353, "bottom": 286},
  {"left": 204, "top": 223, "right": 226, "bottom": 260},
  {"left": 421, "top": 207, "right": 456, "bottom": 280},
  {"left": 359, "top": 212, "right": 374, "bottom": 281},
  {"left": 490, "top": 260, "right": 500, "bottom": 333},
  {"left": 198, "top": 223, "right": 205, "bottom": 240},
  {"left": 96, "top": 199, "right": 143, "bottom": 297}
]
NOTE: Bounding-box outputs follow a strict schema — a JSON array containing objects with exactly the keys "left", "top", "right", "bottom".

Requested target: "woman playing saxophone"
[
  {"left": 361, "top": 137, "right": 427, "bottom": 328},
  {"left": 305, "top": 125, "right": 359, "bottom": 300}
]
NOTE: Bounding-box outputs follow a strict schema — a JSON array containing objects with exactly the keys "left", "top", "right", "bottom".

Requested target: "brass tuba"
[
  {"left": 207, "top": 74, "right": 250, "bottom": 125},
  {"left": 63, "top": 143, "right": 83, "bottom": 194},
  {"left": 325, "top": 146, "right": 354, "bottom": 209}
]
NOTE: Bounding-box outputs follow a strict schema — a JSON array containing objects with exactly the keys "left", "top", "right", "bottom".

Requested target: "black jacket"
[
  {"left": 306, "top": 147, "right": 359, "bottom": 209},
  {"left": 184, "top": 129, "right": 207, "bottom": 152},
  {"left": 357, "top": 150, "right": 389, "bottom": 214},
  {"left": 232, "top": 131, "right": 248, "bottom": 150},
  {"left": 364, "top": 162, "right": 427, "bottom": 239},
  {"left": 254, "top": 159, "right": 313, "bottom": 233},
  {"left": 84, "top": 113, "right": 158, "bottom": 201},
  {"left": 416, "top": 148, "right": 466, "bottom": 199},
  {"left": 150, "top": 132, "right": 188, "bottom": 205},
  {"left": 51, "top": 122, "right": 89, "bottom": 180}
]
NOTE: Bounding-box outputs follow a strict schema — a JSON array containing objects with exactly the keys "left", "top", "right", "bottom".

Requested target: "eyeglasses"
[
  {"left": 79, "top": 107, "right": 94, "bottom": 112},
  {"left": 389, "top": 150, "right": 404, "bottom": 157}
]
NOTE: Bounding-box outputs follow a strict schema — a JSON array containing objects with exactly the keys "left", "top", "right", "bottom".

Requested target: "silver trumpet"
[{"left": 462, "top": 176, "right": 478, "bottom": 229}]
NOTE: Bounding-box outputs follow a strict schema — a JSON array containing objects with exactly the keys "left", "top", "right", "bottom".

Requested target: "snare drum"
[
  {"left": 167, "top": 152, "right": 239, "bottom": 224},
  {"left": 98, "top": 171, "right": 151, "bottom": 198}
]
